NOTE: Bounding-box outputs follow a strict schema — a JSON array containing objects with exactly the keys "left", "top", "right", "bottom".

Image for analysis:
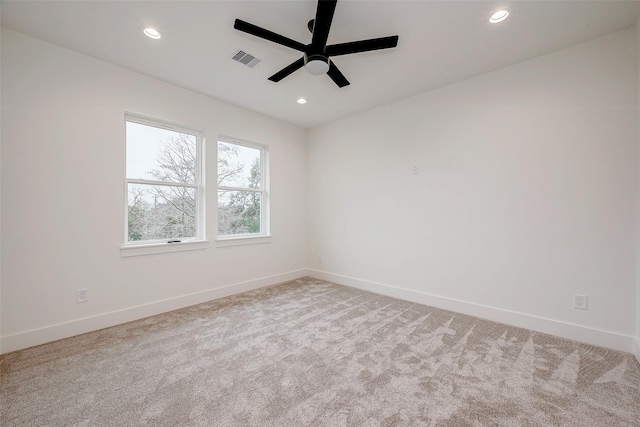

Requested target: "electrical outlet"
[
  {"left": 318, "top": 255, "right": 323, "bottom": 264},
  {"left": 574, "top": 294, "right": 587, "bottom": 310},
  {"left": 77, "top": 288, "right": 88, "bottom": 303}
]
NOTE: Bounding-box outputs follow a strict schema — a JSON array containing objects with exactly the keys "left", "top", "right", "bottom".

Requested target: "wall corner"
[{"left": 636, "top": 14, "right": 640, "bottom": 360}]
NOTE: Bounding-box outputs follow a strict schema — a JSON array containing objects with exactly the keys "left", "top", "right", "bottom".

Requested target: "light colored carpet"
[{"left": 1, "top": 277, "right": 639, "bottom": 426}]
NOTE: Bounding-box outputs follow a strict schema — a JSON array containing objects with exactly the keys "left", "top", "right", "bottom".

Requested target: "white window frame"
[
  {"left": 216, "top": 137, "right": 270, "bottom": 247},
  {"left": 121, "top": 114, "right": 207, "bottom": 257}
]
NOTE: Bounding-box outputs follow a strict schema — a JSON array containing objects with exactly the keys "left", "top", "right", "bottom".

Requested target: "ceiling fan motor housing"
[{"left": 304, "top": 53, "right": 330, "bottom": 75}]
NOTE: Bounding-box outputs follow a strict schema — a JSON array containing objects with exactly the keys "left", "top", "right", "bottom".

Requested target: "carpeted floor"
[{"left": 1, "top": 277, "right": 639, "bottom": 426}]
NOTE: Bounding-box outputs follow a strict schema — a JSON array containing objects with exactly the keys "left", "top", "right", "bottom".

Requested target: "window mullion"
[
  {"left": 217, "top": 185, "right": 262, "bottom": 193},
  {"left": 128, "top": 178, "right": 198, "bottom": 188}
]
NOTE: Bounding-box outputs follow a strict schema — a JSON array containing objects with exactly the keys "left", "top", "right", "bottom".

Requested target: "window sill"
[
  {"left": 120, "top": 240, "right": 209, "bottom": 257},
  {"left": 215, "top": 235, "right": 272, "bottom": 247}
]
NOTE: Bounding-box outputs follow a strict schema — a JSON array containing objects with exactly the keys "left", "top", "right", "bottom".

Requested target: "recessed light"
[
  {"left": 297, "top": 98, "right": 307, "bottom": 104},
  {"left": 489, "top": 10, "right": 509, "bottom": 24},
  {"left": 144, "top": 28, "right": 161, "bottom": 39}
]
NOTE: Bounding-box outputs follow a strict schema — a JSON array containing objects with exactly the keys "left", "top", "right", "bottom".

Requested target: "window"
[
  {"left": 125, "top": 115, "right": 204, "bottom": 247},
  {"left": 217, "top": 138, "right": 269, "bottom": 240}
]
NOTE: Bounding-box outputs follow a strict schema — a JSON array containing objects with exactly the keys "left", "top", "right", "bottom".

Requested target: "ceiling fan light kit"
[
  {"left": 233, "top": 0, "right": 399, "bottom": 88},
  {"left": 304, "top": 54, "right": 330, "bottom": 75}
]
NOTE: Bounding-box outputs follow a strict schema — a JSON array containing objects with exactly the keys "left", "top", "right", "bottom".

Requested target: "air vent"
[{"left": 231, "top": 50, "right": 261, "bottom": 68}]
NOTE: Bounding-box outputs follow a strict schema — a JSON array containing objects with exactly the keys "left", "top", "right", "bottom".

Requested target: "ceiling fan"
[{"left": 233, "top": 0, "right": 399, "bottom": 88}]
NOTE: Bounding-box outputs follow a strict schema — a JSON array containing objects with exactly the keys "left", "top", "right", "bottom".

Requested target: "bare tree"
[
  {"left": 128, "top": 135, "right": 255, "bottom": 241},
  {"left": 128, "top": 133, "right": 198, "bottom": 241},
  {"left": 218, "top": 142, "right": 244, "bottom": 186}
]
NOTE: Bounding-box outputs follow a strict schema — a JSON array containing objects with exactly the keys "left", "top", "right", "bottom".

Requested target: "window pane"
[
  {"left": 127, "top": 121, "right": 197, "bottom": 184},
  {"left": 128, "top": 183, "right": 196, "bottom": 241},
  {"left": 218, "top": 190, "right": 261, "bottom": 235},
  {"left": 218, "top": 141, "right": 261, "bottom": 189}
]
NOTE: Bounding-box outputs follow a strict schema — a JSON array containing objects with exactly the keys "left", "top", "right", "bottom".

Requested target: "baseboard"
[
  {"left": 308, "top": 269, "right": 634, "bottom": 353},
  {"left": 0, "top": 269, "right": 308, "bottom": 354},
  {"left": 3, "top": 268, "right": 634, "bottom": 356}
]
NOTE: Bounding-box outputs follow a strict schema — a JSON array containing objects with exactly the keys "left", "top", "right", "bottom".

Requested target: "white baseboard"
[
  {"left": 634, "top": 338, "right": 640, "bottom": 364},
  {"left": 308, "top": 269, "right": 634, "bottom": 353},
  {"left": 0, "top": 269, "right": 308, "bottom": 355}
]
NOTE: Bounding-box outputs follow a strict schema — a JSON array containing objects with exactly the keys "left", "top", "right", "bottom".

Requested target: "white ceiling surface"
[{"left": 2, "top": 1, "right": 640, "bottom": 129}]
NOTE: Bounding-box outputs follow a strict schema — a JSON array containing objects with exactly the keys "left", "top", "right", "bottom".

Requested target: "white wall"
[
  {"left": 308, "top": 29, "right": 637, "bottom": 352},
  {"left": 0, "top": 29, "right": 308, "bottom": 353},
  {"left": 2, "top": 25, "right": 639, "bottom": 355}
]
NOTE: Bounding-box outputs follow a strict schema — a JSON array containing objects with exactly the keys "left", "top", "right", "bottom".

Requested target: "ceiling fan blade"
[
  {"left": 326, "top": 35, "right": 399, "bottom": 57},
  {"left": 234, "top": 19, "right": 306, "bottom": 52},
  {"left": 311, "top": 0, "right": 337, "bottom": 50},
  {"left": 327, "top": 62, "right": 350, "bottom": 88},
  {"left": 268, "top": 57, "right": 305, "bottom": 82}
]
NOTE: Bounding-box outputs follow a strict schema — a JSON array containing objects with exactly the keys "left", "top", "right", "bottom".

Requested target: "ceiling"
[{"left": 2, "top": 0, "right": 640, "bottom": 129}]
